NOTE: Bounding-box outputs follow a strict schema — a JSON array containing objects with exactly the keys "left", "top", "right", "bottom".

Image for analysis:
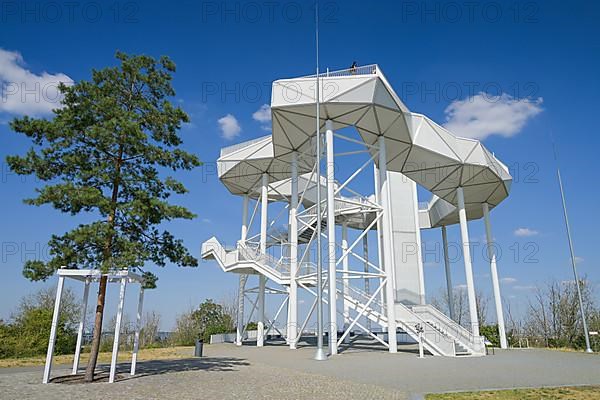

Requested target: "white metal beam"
[
  {"left": 337, "top": 280, "right": 385, "bottom": 346},
  {"left": 265, "top": 295, "right": 289, "bottom": 337},
  {"left": 457, "top": 186, "right": 479, "bottom": 337},
  {"left": 109, "top": 277, "right": 127, "bottom": 383},
  {"left": 241, "top": 292, "right": 259, "bottom": 340},
  {"left": 289, "top": 151, "right": 299, "bottom": 349},
  {"left": 341, "top": 222, "right": 350, "bottom": 336},
  {"left": 72, "top": 278, "right": 90, "bottom": 375},
  {"left": 131, "top": 287, "right": 145, "bottom": 375},
  {"left": 379, "top": 136, "right": 398, "bottom": 353},
  {"left": 42, "top": 274, "right": 65, "bottom": 384},
  {"left": 237, "top": 194, "right": 250, "bottom": 346},
  {"left": 441, "top": 226, "right": 455, "bottom": 321},
  {"left": 257, "top": 173, "right": 268, "bottom": 347},
  {"left": 362, "top": 235, "right": 372, "bottom": 332},
  {"left": 326, "top": 119, "right": 338, "bottom": 355},
  {"left": 374, "top": 165, "right": 386, "bottom": 311},
  {"left": 483, "top": 203, "right": 507, "bottom": 349}
]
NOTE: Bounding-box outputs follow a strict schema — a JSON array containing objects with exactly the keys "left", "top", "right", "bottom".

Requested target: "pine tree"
[{"left": 6, "top": 52, "right": 200, "bottom": 382}]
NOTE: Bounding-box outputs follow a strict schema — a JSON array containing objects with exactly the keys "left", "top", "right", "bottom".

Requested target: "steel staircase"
[
  {"left": 201, "top": 189, "right": 485, "bottom": 357},
  {"left": 202, "top": 236, "right": 485, "bottom": 356}
]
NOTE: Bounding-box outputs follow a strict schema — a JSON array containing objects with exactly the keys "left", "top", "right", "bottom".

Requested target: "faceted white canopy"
[
  {"left": 271, "top": 65, "right": 512, "bottom": 209},
  {"left": 218, "top": 135, "right": 314, "bottom": 196}
]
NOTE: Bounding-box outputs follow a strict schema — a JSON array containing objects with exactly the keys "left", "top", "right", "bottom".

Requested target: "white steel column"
[
  {"left": 236, "top": 276, "right": 248, "bottom": 346},
  {"left": 257, "top": 277, "right": 266, "bottom": 347},
  {"left": 412, "top": 181, "right": 426, "bottom": 305},
  {"left": 257, "top": 173, "right": 268, "bottom": 347},
  {"left": 109, "top": 277, "right": 128, "bottom": 383},
  {"left": 341, "top": 222, "right": 350, "bottom": 334},
  {"left": 374, "top": 165, "right": 385, "bottom": 312},
  {"left": 289, "top": 152, "right": 299, "bottom": 349},
  {"left": 483, "top": 203, "right": 508, "bottom": 349},
  {"left": 241, "top": 194, "right": 249, "bottom": 242},
  {"left": 362, "top": 235, "right": 372, "bottom": 331},
  {"left": 72, "top": 278, "right": 90, "bottom": 375},
  {"left": 378, "top": 136, "right": 398, "bottom": 353},
  {"left": 456, "top": 187, "right": 479, "bottom": 337},
  {"left": 441, "top": 226, "right": 455, "bottom": 321},
  {"left": 130, "top": 287, "right": 144, "bottom": 375},
  {"left": 236, "top": 194, "right": 249, "bottom": 346},
  {"left": 42, "top": 273, "right": 65, "bottom": 384},
  {"left": 325, "top": 119, "right": 337, "bottom": 355}
]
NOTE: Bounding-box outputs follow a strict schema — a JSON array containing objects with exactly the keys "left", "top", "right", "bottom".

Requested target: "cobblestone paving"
[{"left": 0, "top": 356, "right": 407, "bottom": 400}]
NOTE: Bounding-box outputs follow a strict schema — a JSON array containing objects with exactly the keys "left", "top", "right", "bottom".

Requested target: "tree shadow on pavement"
[{"left": 51, "top": 357, "right": 250, "bottom": 383}]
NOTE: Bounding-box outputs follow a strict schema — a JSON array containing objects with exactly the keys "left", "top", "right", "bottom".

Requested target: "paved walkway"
[
  {"left": 219, "top": 340, "right": 600, "bottom": 394},
  {"left": 1, "top": 341, "right": 599, "bottom": 399},
  {"left": 0, "top": 350, "right": 406, "bottom": 400}
]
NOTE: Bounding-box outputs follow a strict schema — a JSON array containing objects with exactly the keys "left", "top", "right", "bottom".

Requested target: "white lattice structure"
[{"left": 202, "top": 64, "right": 511, "bottom": 358}]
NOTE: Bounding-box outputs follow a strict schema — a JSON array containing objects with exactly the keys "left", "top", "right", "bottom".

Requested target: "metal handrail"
[
  {"left": 238, "top": 244, "right": 289, "bottom": 274},
  {"left": 345, "top": 284, "right": 385, "bottom": 311},
  {"left": 394, "top": 302, "right": 457, "bottom": 356},
  {"left": 297, "top": 262, "right": 317, "bottom": 277},
  {"left": 412, "top": 304, "right": 485, "bottom": 349},
  {"left": 305, "top": 64, "right": 378, "bottom": 78},
  {"left": 238, "top": 242, "right": 318, "bottom": 283},
  {"left": 298, "top": 195, "right": 374, "bottom": 218}
]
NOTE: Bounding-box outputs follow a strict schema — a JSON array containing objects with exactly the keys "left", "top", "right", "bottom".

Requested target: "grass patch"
[
  {"left": 427, "top": 386, "right": 600, "bottom": 399},
  {"left": 0, "top": 346, "right": 194, "bottom": 368}
]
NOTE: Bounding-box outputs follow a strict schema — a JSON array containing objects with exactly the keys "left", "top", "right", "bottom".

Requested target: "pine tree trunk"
[
  {"left": 84, "top": 274, "right": 108, "bottom": 382},
  {"left": 84, "top": 106, "right": 124, "bottom": 383}
]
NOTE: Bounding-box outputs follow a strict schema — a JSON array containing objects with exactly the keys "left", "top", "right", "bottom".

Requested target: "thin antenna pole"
[
  {"left": 314, "top": 0, "right": 326, "bottom": 361},
  {"left": 551, "top": 135, "right": 593, "bottom": 353}
]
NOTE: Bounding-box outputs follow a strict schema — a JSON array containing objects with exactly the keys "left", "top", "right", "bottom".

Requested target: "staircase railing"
[
  {"left": 411, "top": 304, "right": 485, "bottom": 353},
  {"left": 297, "top": 262, "right": 317, "bottom": 278},
  {"left": 394, "top": 303, "right": 456, "bottom": 356},
  {"left": 346, "top": 284, "right": 385, "bottom": 312},
  {"left": 237, "top": 243, "right": 290, "bottom": 277}
]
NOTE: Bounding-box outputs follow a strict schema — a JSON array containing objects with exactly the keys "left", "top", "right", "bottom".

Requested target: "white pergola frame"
[{"left": 43, "top": 267, "right": 146, "bottom": 384}]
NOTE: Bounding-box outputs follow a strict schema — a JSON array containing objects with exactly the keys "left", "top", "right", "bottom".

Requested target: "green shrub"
[
  {"left": 480, "top": 324, "right": 500, "bottom": 347},
  {"left": 170, "top": 299, "right": 236, "bottom": 345},
  {"left": 0, "top": 288, "right": 78, "bottom": 358}
]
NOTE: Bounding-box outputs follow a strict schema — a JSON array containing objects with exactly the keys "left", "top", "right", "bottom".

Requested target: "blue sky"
[{"left": 1, "top": 0, "right": 599, "bottom": 329}]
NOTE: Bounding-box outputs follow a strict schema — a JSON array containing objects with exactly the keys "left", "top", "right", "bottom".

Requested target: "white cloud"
[
  {"left": 252, "top": 104, "right": 271, "bottom": 123},
  {"left": 501, "top": 277, "right": 517, "bottom": 284},
  {"left": 253, "top": 104, "right": 272, "bottom": 132},
  {"left": 443, "top": 92, "right": 543, "bottom": 140},
  {"left": 514, "top": 227, "right": 539, "bottom": 237},
  {"left": 0, "top": 48, "right": 73, "bottom": 116},
  {"left": 218, "top": 114, "right": 241, "bottom": 140},
  {"left": 454, "top": 284, "right": 468, "bottom": 290},
  {"left": 574, "top": 256, "right": 584, "bottom": 264},
  {"left": 514, "top": 285, "right": 536, "bottom": 291}
]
